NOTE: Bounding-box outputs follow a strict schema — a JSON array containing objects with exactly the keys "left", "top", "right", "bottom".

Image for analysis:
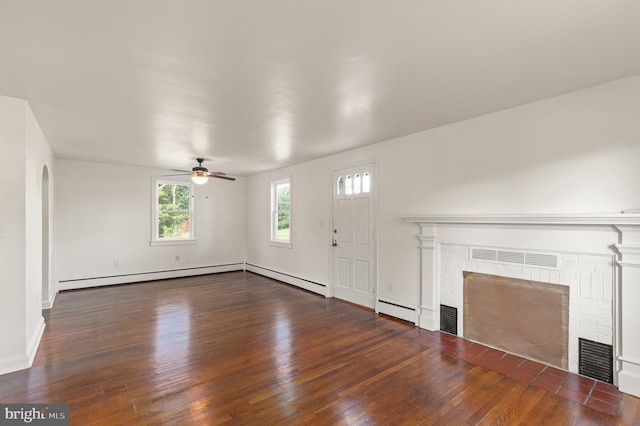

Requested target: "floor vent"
[
  {"left": 470, "top": 247, "right": 558, "bottom": 269},
  {"left": 440, "top": 305, "right": 458, "bottom": 335},
  {"left": 579, "top": 338, "right": 613, "bottom": 384}
]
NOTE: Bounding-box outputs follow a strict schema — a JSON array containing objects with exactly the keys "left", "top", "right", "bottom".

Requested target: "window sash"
[
  {"left": 271, "top": 178, "right": 291, "bottom": 243},
  {"left": 154, "top": 181, "right": 194, "bottom": 241}
]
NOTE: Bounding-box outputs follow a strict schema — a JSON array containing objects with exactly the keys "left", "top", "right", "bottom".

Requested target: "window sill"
[
  {"left": 150, "top": 239, "right": 198, "bottom": 247},
  {"left": 269, "top": 240, "right": 293, "bottom": 249}
]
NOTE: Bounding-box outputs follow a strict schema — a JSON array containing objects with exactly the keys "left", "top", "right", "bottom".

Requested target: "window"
[
  {"left": 345, "top": 175, "right": 352, "bottom": 195},
  {"left": 336, "top": 171, "right": 371, "bottom": 196},
  {"left": 153, "top": 181, "right": 195, "bottom": 243},
  {"left": 362, "top": 172, "right": 371, "bottom": 193},
  {"left": 354, "top": 174, "right": 361, "bottom": 194},
  {"left": 271, "top": 178, "right": 291, "bottom": 245},
  {"left": 337, "top": 177, "right": 344, "bottom": 196}
]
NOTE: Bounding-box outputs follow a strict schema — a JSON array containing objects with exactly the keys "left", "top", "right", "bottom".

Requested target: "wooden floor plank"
[{"left": 0, "top": 271, "right": 638, "bottom": 425}]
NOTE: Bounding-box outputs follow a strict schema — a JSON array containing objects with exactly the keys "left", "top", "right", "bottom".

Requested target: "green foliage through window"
[{"left": 157, "top": 183, "right": 192, "bottom": 239}]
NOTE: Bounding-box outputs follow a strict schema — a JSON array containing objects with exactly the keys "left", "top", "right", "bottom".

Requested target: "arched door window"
[
  {"left": 354, "top": 174, "right": 361, "bottom": 194},
  {"left": 362, "top": 172, "right": 371, "bottom": 193}
]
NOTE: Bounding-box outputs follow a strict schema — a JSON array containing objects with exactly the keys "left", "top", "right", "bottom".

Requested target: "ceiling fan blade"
[
  {"left": 211, "top": 175, "right": 236, "bottom": 181},
  {"left": 162, "top": 173, "right": 191, "bottom": 177},
  {"left": 170, "top": 169, "right": 192, "bottom": 173},
  {"left": 209, "top": 171, "right": 227, "bottom": 176}
]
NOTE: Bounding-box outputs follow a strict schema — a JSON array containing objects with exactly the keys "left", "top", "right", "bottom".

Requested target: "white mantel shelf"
[{"left": 402, "top": 213, "right": 640, "bottom": 226}]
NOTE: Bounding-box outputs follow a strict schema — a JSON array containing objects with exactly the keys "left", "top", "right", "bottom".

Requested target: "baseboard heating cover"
[
  {"left": 377, "top": 299, "right": 418, "bottom": 324},
  {"left": 245, "top": 263, "right": 326, "bottom": 295},
  {"left": 58, "top": 263, "right": 245, "bottom": 290}
]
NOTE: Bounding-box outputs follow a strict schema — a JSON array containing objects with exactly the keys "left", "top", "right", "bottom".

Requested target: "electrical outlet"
[
  {"left": 113, "top": 260, "right": 119, "bottom": 267},
  {"left": 175, "top": 255, "right": 181, "bottom": 261},
  {"left": 388, "top": 282, "right": 395, "bottom": 293}
]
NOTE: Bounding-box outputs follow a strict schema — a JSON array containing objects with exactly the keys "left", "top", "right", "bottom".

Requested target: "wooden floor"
[{"left": 1, "top": 272, "right": 639, "bottom": 425}]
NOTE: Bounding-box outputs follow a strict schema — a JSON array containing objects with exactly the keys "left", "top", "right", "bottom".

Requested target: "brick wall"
[{"left": 439, "top": 243, "right": 614, "bottom": 373}]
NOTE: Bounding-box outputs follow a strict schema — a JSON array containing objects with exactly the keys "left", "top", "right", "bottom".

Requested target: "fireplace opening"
[{"left": 463, "top": 271, "right": 569, "bottom": 370}]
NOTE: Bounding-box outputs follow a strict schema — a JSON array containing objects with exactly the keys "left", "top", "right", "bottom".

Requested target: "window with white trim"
[
  {"left": 270, "top": 178, "right": 291, "bottom": 245},
  {"left": 153, "top": 180, "right": 194, "bottom": 242}
]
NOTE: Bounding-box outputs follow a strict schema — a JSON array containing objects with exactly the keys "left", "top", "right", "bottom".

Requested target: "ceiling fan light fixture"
[
  {"left": 164, "top": 158, "right": 235, "bottom": 183},
  {"left": 191, "top": 174, "right": 208, "bottom": 185}
]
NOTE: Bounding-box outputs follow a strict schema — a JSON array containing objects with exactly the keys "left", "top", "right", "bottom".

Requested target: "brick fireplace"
[{"left": 403, "top": 213, "right": 640, "bottom": 399}]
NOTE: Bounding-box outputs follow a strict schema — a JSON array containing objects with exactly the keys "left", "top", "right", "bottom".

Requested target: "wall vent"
[
  {"left": 471, "top": 248, "right": 496, "bottom": 261},
  {"left": 470, "top": 247, "right": 558, "bottom": 269},
  {"left": 440, "top": 305, "right": 458, "bottom": 335},
  {"left": 579, "top": 338, "right": 613, "bottom": 384}
]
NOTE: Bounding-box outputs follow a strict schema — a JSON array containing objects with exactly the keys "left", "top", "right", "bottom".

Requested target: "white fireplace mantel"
[
  {"left": 403, "top": 213, "right": 640, "bottom": 399},
  {"left": 402, "top": 213, "right": 640, "bottom": 227}
]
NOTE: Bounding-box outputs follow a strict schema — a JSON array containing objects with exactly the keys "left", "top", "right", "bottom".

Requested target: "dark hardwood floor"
[{"left": 1, "top": 271, "right": 639, "bottom": 425}]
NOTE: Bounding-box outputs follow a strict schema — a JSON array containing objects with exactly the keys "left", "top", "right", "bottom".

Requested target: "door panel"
[
  {"left": 332, "top": 163, "right": 375, "bottom": 308},
  {"left": 354, "top": 198, "right": 370, "bottom": 245},
  {"left": 337, "top": 199, "right": 351, "bottom": 244},
  {"left": 337, "top": 258, "right": 351, "bottom": 288},
  {"left": 354, "top": 260, "right": 370, "bottom": 292}
]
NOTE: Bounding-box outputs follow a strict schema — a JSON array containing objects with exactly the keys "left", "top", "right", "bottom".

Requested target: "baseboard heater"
[
  {"left": 58, "top": 263, "right": 245, "bottom": 290},
  {"left": 377, "top": 299, "right": 418, "bottom": 324},
  {"left": 245, "top": 263, "right": 326, "bottom": 296}
]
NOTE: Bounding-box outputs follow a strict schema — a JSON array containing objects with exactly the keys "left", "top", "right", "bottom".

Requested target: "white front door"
[{"left": 332, "top": 163, "right": 376, "bottom": 309}]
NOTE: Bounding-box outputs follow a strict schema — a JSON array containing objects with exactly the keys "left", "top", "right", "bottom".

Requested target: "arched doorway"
[{"left": 41, "top": 165, "right": 50, "bottom": 310}]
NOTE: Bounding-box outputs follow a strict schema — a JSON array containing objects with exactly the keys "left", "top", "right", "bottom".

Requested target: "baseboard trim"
[
  {"left": 27, "top": 316, "right": 45, "bottom": 366},
  {"left": 0, "top": 354, "right": 30, "bottom": 376},
  {"left": 0, "top": 316, "right": 45, "bottom": 376},
  {"left": 419, "top": 306, "right": 439, "bottom": 331},
  {"left": 42, "top": 287, "right": 58, "bottom": 310},
  {"left": 245, "top": 263, "right": 327, "bottom": 295},
  {"left": 377, "top": 298, "right": 418, "bottom": 324},
  {"left": 618, "top": 363, "right": 640, "bottom": 399},
  {"left": 57, "top": 263, "right": 245, "bottom": 290}
]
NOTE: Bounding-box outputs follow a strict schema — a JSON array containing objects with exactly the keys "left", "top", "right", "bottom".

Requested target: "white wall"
[
  {"left": 246, "top": 163, "right": 333, "bottom": 287},
  {"left": 0, "top": 96, "right": 53, "bottom": 374},
  {"left": 0, "top": 96, "right": 27, "bottom": 366},
  {"left": 55, "top": 160, "right": 246, "bottom": 288},
  {"left": 246, "top": 75, "right": 640, "bottom": 310}
]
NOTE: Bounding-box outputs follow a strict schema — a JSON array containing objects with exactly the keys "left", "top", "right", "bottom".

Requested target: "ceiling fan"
[{"left": 164, "top": 158, "right": 236, "bottom": 184}]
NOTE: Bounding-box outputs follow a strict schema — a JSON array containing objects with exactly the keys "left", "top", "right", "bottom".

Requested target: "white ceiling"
[{"left": 2, "top": 1, "right": 640, "bottom": 176}]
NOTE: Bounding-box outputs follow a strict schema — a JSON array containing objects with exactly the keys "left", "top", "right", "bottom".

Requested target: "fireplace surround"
[{"left": 402, "top": 213, "right": 640, "bottom": 399}]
